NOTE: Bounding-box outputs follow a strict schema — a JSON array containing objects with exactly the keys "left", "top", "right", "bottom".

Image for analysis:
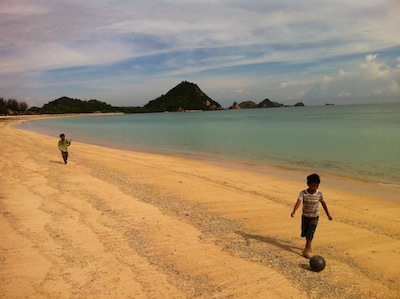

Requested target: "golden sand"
[{"left": 1, "top": 115, "right": 399, "bottom": 298}]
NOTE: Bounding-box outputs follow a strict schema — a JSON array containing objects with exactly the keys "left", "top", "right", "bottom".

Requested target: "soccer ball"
[{"left": 310, "top": 255, "right": 326, "bottom": 272}]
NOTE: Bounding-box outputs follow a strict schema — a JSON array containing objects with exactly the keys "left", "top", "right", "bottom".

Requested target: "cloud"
[
  {"left": 1, "top": 41, "right": 136, "bottom": 75},
  {"left": 0, "top": 0, "right": 399, "bottom": 106},
  {"left": 360, "top": 54, "right": 390, "bottom": 80},
  {"left": 304, "top": 54, "right": 400, "bottom": 104},
  {"left": 0, "top": 2, "right": 49, "bottom": 16}
]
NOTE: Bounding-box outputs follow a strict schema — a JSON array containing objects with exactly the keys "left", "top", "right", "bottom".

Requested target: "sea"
[{"left": 17, "top": 103, "right": 400, "bottom": 187}]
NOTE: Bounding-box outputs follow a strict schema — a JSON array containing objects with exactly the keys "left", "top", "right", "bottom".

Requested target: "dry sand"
[{"left": 1, "top": 115, "right": 399, "bottom": 299}]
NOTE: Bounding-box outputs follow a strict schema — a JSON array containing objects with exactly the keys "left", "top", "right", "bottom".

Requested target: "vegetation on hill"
[
  {"left": 239, "top": 101, "right": 258, "bottom": 109},
  {"left": 2, "top": 81, "right": 221, "bottom": 115},
  {"left": 145, "top": 81, "right": 221, "bottom": 112},
  {"left": 229, "top": 98, "right": 300, "bottom": 109},
  {"left": 28, "top": 97, "right": 145, "bottom": 114},
  {"left": 229, "top": 101, "right": 258, "bottom": 109},
  {"left": 39, "top": 97, "right": 118, "bottom": 114},
  {"left": 2, "top": 81, "right": 304, "bottom": 115},
  {"left": 257, "top": 98, "right": 284, "bottom": 108}
]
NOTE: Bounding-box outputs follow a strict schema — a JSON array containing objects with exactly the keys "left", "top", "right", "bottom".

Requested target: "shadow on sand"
[
  {"left": 235, "top": 231, "right": 303, "bottom": 256},
  {"left": 235, "top": 231, "right": 314, "bottom": 271}
]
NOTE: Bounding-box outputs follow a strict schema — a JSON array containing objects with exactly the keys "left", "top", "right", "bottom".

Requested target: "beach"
[{"left": 1, "top": 115, "right": 400, "bottom": 298}]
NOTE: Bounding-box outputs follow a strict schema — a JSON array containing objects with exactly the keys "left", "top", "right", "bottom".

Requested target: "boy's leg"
[
  {"left": 303, "top": 238, "right": 313, "bottom": 258},
  {"left": 62, "top": 151, "right": 68, "bottom": 164},
  {"left": 302, "top": 216, "right": 318, "bottom": 258},
  {"left": 305, "top": 237, "right": 313, "bottom": 252}
]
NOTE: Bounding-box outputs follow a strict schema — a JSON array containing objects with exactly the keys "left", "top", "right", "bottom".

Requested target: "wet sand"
[{"left": 1, "top": 115, "right": 399, "bottom": 298}]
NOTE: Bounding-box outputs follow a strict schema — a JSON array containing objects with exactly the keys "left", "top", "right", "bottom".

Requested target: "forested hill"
[
  {"left": 29, "top": 81, "right": 221, "bottom": 114},
  {"left": 39, "top": 97, "right": 119, "bottom": 114},
  {"left": 5, "top": 81, "right": 306, "bottom": 115},
  {"left": 145, "top": 81, "right": 221, "bottom": 112}
]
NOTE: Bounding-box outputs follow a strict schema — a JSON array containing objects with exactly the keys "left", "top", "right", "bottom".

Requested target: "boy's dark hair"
[
  {"left": 307, "top": 173, "right": 320, "bottom": 185},
  {"left": 60, "top": 133, "right": 65, "bottom": 138}
]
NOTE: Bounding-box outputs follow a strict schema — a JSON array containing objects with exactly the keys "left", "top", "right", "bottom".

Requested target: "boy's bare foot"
[{"left": 303, "top": 250, "right": 312, "bottom": 259}]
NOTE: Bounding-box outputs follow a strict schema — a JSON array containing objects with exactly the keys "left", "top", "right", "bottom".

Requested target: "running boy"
[
  {"left": 291, "top": 173, "right": 332, "bottom": 258},
  {"left": 58, "top": 133, "right": 72, "bottom": 164}
]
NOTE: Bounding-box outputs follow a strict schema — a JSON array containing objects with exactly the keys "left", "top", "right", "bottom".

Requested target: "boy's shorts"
[{"left": 301, "top": 216, "right": 319, "bottom": 238}]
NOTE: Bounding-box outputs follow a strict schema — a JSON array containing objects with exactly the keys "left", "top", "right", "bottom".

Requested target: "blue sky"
[{"left": 1, "top": 0, "right": 399, "bottom": 108}]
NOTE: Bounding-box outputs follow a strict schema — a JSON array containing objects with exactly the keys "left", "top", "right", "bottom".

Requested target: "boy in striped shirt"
[{"left": 291, "top": 173, "right": 333, "bottom": 259}]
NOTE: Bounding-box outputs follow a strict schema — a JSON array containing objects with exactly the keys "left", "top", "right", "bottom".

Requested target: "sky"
[{"left": 1, "top": 0, "right": 399, "bottom": 108}]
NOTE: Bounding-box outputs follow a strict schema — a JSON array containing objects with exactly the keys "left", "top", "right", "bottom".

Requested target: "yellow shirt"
[{"left": 58, "top": 139, "right": 70, "bottom": 152}]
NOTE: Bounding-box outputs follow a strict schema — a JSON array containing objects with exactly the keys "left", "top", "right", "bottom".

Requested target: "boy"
[
  {"left": 291, "top": 173, "right": 332, "bottom": 259},
  {"left": 58, "top": 133, "right": 72, "bottom": 164}
]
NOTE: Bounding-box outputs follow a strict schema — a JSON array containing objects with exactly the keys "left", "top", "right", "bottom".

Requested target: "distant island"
[
  {"left": 1, "top": 81, "right": 305, "bottom": 115},
  {"left": 229, "top": 99, "right": 304, "bottom": 109}
]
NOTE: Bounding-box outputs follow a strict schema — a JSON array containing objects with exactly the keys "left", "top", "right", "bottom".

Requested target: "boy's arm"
[
  {"left": 291, "top": 200, "right": 301, "bottom": 217},
  {"left": 321, "top": 201, "right": 333, "bottom": 220}
]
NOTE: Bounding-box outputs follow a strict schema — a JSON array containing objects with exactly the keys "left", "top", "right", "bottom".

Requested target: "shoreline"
[
  {"left": 1, "top": 115, "right": 400, "bottom": 298},
  {"left": 13, "top": 113, "right": 400, "bottom": 194}
]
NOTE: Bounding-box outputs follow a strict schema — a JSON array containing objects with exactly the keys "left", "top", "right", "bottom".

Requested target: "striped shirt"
[{"left": 298, "top": 189, "right": 324, "bottom": 218}]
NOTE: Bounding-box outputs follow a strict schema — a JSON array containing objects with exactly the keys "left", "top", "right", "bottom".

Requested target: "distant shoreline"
[
  {"left": 14, "top": 105, "right": 400, "bottom": 190},
  {"left": 8, "top": 113, "right": 400, "bottom": 203}
]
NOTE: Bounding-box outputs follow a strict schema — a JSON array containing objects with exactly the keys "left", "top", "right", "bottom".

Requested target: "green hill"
[
  {"left": 257, "top": 98, "right": 284, "bottom": 108},
  {"left": 144, "top": 81, "right": 221, "bottom": 112},
  {"left": 239, "top": 101, "right": 258, "bottom": 109},
  {"left": 27, "top": 81, "right": 221, "bottom": 114},
  {"left": 40, "top": 97, "right": 118, "bottom": 114}
]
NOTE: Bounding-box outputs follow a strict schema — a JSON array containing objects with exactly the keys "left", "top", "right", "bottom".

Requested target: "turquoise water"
[{"left": 18, "top": 103, "right": 400, "bottom": 186}]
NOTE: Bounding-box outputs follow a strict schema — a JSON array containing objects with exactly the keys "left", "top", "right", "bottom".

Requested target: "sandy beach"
[{"left": 1, "top": 115, "right": 399, "bottom": 299}]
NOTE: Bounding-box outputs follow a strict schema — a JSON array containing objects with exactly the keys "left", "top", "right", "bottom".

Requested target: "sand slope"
[{"left": 1, "top": 116, "right": 399, "bottom": 298}]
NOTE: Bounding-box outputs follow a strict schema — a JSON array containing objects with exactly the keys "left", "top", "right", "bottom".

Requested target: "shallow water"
[{"left": 18, "top": 103, "right": 400, "bottom": 186}]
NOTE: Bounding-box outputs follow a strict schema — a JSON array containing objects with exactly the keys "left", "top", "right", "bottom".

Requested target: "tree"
[
  {"left": 0, "top": 97, "right": 30, "bottom": 114},
  {"left": 6, "top": 99, "right": 20, "bottom": 112},
  {"left": 0, "top": 98, "right": 6, "bottom": 114},
  {"left": 19, "top": 101, "right": 28, "bottom": 112}
]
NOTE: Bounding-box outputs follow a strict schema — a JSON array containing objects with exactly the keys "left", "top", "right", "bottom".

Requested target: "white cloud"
[
  {"left": 0, "top": 0, "right": 399, "bottom": 106},
  {"left": 0, "top": 41, "right": 135, "bottom": 75},
  {"left": 388, "top": 79, "right": 400, "bottom": 94},
  {"left": 295, "top": 90, "right": 305, "bottom": 99},
  {"left": 360, "top": 54, "right": 391, "bottom": 80},
  {"left": 306, "top": 54, "right": 400, "bottom": 103},
  {"left": 0, "top": 3, "right": 49, "bottom": 16},
  {"left": 280, "top": 79, "right": 315, "bottom": 88},
  {"left": 322, "top": 76, "right": 333, "bottom": 83},
  {"left": 333, "top": 91, "right": 353, "bottom": 99}
]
